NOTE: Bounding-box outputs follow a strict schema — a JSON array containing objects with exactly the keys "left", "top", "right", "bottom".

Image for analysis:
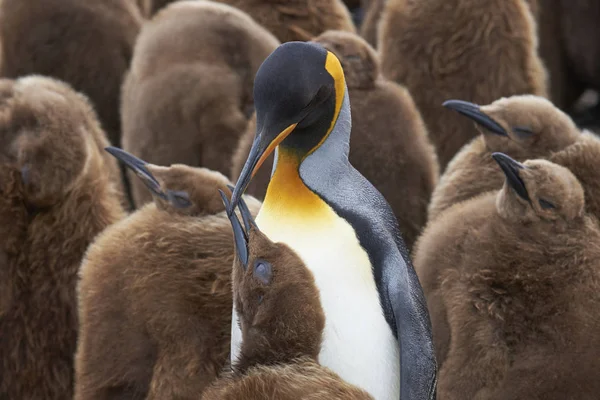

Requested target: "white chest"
[{"left": 230, "top": 209, "right": 400, "bottom": 400}]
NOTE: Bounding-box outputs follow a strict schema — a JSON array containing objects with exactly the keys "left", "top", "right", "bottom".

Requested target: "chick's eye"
[
  {"left": 253, "top": 260, "right": 272, "bottom": 285},
  {"left": 539, "top": 198, "right": 556, "bottom": 209},
  {"left": 513, "top": 126, "right": 533, "bottom": 138},
  {"left": 168, "top": 190, "right": 192, "bottom": 208}
]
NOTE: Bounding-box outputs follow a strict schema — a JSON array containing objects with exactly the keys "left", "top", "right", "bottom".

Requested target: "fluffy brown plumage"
[
  {"left": 359, "top": 0, "right": 385, "bottom": 46},
  {"left": 74, "top": 148, "right": 261, "bottom": 400},
  {"left": 414, "top": 153, "right": 600, "bottom": 399},
  {"left": 231, "top": 31, "right": 438, "bottom": 248},
  {"left": 523, "top": 0, "right": 583, "bottom": 111},
  {"left": 379, "top": 0, "right": 548, "bottom": 169},
  {"left": 146, "top": 0, "right": 356, "bottom": 42},
  {"left": 202, "top": 196, "right": 373, "bottom": 400},
  {"left": 548, "top": 130, "right": 600, "bottom": 221},
  {"left": 0, "top": 76, "right": 126, "bottom": 399},
  {"left": 121, "top": 0, "right": 278, "bottom": 208},
  {"left": 0, "top": 0, "right": 143, "bottom": 148},
  {"left": 428, "top": 95, "right": 580, "bottom": 222}
]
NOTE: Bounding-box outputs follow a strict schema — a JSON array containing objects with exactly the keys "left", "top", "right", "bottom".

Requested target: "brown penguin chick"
[
  {"left": 121, "top": 0, "right": 279, "bottom": 208},
  {"left": 0, "top": 77, "right": 126, "bottom": 399},
  {"left": 144, "top": 0, "right": 356, "bottom": 42},
  {"left": 21, "top": 76, "right": 128, "bottom": 208},
  {"left": 202, "top": 196, "right": 373, "bottom": 400},
  {"left": 359, "top": 0, "right": 385, "bottom": 47},
  {"left": 559, "top": 0, "right": 600, "bottom": 93},
  {"left": 0, "top": 0, "right": 143, "bottom": 148},
  {"left": 522, "top": 0, "right": 584, "bottom": 111},
  {"left": 414, "top": 153, "right": 600, "bottom": 399},
  {"left": 74, "top": 147, "right": 262, "bottom": 400},
  {"left": 215, "top": 0, "right": 356, "bottom": 43},
  {"left": 231, "top": 31, "right": 439, "bottom": 249},
  {"left": 548, "top": 130, "right": 600, "bottom": 221},
  {"left": 427, "top": 95, "right": 580, "bottom": 222},
  {"left": 379, "top": 0, "right": 548, "bottom": 169}
]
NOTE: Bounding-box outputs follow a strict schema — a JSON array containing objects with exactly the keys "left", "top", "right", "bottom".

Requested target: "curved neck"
[{"left": 258, "top": 90, "right": 351, "bottom": 222}]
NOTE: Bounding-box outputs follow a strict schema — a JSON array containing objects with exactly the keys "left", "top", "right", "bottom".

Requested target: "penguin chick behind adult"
[
  {"left": 202, "top": 195, "right": 373, "bottom": 400},
  {"left": 0, "top": 76, "right": 126, "bottom": 399},
  {"left": 121, "top": 0, "right": 279, "bottom": 208},
  {"left": 359, "top": 0, "right": 385, "bottom": 47},
  {"left": 548, "top": 130, "right": 600, "bottom": 222},
  {"left": 379, "top": 0, "right": 548, "bottom": 169},
  {"left": 74, "top": 147, "right": 261, "bottom": 400},
  {"left": 145, "top": 0, "right": 356, "bottom": 42},
  {"left": 0, "top": 0, "right": 143, "bottom": 148},
  {"left": 231, "top": 30, "right": 439, "bottom": 249},
  {"left": 414, "top": 153, "right": 600, "bottom": 399},
  {"left": 428, "top": 95, "right": 580, "bottom": 222}
]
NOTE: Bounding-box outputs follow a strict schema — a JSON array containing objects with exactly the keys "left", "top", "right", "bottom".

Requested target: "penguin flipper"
[{"left": 385, "top": 251, "right": 438, "bottom": 400}]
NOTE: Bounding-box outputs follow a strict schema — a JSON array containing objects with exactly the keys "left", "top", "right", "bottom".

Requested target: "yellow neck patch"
[{"left": 258, "top": 148, "right": 331, "bottom": 222}]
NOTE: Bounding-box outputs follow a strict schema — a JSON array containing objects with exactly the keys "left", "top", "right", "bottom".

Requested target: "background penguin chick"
[
  {"left": 549, "top": 130, "right": 600, "bottom": 221},
  {"left": 414, "top": 154, "right": 600, "bottom": 399},
  {"left": 0, "top": 166, "right": 27, "bottom": 320},
  {"left": 145, "top": 0, "right": 356, "bottom": 42},
  {"left": 428, "top": 95, "right": 580, "bottom": 222},
  {"left": 0, "top": 77, "right": 126, "bottom": 399},
  {"left": 0, "top": 0, "right": 143, "bottom": 148},
  {"left": 202, "top": 197, "right": 373, "bottom": 400},
  {"left": 13, "top": 76, "right": 128, "bottom": 207},
  {"left": 231, "top": 31, "right": 439, "bottom": 249},
  {"left": 379, "top": 0, "right": 548, "bottom": 169},
  {"left": 523, "top": 0, "right": 584, "bottom": 111},
  {"left": 359, "top": 0, "right": 385, "bottom": 47},
  {"left": 217, "top": 0, "right": 357, "bottom": 43},
  {"left": 121, "top": 0, "right": 279, "bottom": 208},
  {"left": 74, "top": 148, "right": 262, "bottom": 400},
  {"left": 558, "top": 0, "right": 600, "bottom": 98}
]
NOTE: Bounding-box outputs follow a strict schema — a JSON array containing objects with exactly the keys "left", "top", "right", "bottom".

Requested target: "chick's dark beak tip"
[
  {"left": 492, "top": 152, "right": 530, "bottom": 201},
  {"left": 443, "top": 99, "right": 507, "bottom": 136}
]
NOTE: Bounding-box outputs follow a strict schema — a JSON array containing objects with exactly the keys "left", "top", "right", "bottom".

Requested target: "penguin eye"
[
  {"left": 539, "top": 198, "right": 555, "bottom": 209},
  {"left": 167, "top": 190, "right": 192, "bottom": 208},
  {"left": 253, "top": 260, "right": 272, "bottom": 285},
  {"left": 513, "top": 126, "right": 533, "bottom": 138}
]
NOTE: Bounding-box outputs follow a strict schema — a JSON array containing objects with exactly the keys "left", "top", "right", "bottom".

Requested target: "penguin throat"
[{"left": 258, "top": 147, "right": 330, "bottom": 222}]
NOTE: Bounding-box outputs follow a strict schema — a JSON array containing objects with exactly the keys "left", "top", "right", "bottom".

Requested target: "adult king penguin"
[{"left": 228, "top": 41, "right": 437, "bottom": 400}]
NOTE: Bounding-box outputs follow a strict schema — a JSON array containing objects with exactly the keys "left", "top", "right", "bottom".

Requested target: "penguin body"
[
  {"left": 0, "top": 0, "right": 143, "bottom": 148},
  {"left": 204, "top": 195, "right": 373, "bottom": 400},
  {"left": 75, "top": 148, "right": 261, "bottom": 400},
  {"left": 144, "top": 0, "right": 355, "bottom": 42},
  {"left": 228, "top": 41, "right": 436, "bottom": 400},
  {"left": 122, "top": 0, "right": 278, "bottom": 208},
  {"left": 0, "top": 76, "right": 125, "bottom": 399},
  {"left": 414, "top": 153, "right": 600, "bottom": 399},
  {"left": 379, "top": 0, "right": 548, "bottom": 169}
]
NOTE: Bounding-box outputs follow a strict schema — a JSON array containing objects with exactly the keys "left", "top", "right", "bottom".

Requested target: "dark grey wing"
[{"left": 383, "top": 239, "right": 438, "bottom": 400}]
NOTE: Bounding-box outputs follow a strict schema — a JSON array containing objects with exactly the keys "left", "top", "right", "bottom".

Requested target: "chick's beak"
[
  {"left": 105, "top": 146, "right": 166, "bottom": 199},
  {"left": 443, "top": 100, "right": 507, "bottom": 136},
  {"left": 228, "top": 123, "right": 297, "bottom": 214},
  {"left": 492, "top": 152, "right": 530, "bottom": 201}
]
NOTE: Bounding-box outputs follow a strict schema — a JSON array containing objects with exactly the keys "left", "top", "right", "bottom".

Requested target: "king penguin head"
[{"left": 228, "top": 41, "right": 347, "bottom": 215}]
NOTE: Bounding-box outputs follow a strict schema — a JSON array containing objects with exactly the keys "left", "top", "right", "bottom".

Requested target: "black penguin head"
[{"left": 229, "top": 41, "right": 347, "bottom": 214}]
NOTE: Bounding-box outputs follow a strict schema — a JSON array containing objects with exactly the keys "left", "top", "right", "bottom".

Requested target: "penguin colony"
[{"left": 0, "top": 0, "right": 599, "bottom": 399}]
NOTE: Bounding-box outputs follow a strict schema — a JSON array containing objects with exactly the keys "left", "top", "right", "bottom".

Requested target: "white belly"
[{"left": 230, "top": 208, "right": 400, "bottom": 400}]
